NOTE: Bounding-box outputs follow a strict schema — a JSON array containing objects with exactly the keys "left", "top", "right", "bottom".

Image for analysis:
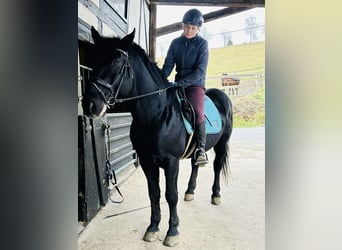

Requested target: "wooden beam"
[
  {"left": 149, "top": 0, "right": 265, "bottom": 7},
  {"left": 203, "top": 7, "right": 250, "bottom": 22},
  {"left": 156, "top": 7, "right": 250, "bottom": 37}
]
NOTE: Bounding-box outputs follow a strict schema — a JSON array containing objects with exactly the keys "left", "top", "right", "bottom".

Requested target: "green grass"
[
  {"left": 156, "top": 41, "right": 265, "bottom": 128},
  {"left": 231, "top": 86, "right": 265, "bottom": 128}
]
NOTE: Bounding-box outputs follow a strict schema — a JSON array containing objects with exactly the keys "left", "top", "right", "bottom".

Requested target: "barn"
[{"left": 78, "top": 0, "right": 265, "bottom": 224}]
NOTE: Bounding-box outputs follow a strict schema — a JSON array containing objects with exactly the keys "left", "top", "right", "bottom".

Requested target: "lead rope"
[{"left": 104, "top": 123, "right": 124, "bottom": 204}]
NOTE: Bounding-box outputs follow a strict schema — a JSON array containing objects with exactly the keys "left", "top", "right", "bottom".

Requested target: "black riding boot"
[{"left": 194, "top": 122, "right": 208, "bottom": 166}]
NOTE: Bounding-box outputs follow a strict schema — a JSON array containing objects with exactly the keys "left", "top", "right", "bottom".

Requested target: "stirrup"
[{"left": 194, "top": 149, "right": 208, "bottom": 166}]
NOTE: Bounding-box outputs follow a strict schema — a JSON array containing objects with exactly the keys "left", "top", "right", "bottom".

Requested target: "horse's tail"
[
  {"left": 222, "top": 98, "right": 233, "bottom": 183},
  {"left": 215, "top": 134, "right": 231, "bottom": 183},
  {"left": 224, "top": 95, "right": 233, "bottom": 181}
]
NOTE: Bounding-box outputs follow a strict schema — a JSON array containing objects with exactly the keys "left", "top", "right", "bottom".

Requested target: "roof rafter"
[{"left": 150, "top": 0, "right": 265, "bottom": 7}]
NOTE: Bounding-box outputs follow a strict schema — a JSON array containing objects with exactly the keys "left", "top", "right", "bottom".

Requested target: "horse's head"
[{"left": 82, "top": 27, "right": 136, "bottom": 119}]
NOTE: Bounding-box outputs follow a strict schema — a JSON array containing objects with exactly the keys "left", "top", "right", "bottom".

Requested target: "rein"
[
  {"left": 114, "top": 87, "right": 172, "bottom": 103},
  {"left": 91, "top": 49, "right": 173, "bottom": 108}
]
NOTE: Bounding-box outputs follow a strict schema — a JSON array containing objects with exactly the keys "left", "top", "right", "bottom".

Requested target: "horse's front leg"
[
  {"left": 141, "top": 165, "right": 161, "bottom": 242},
  {"left": 163, "top": 159, "right": 180, "bottom": 247},
  {"left": 184, "top": 158, "right": 199, "bottom": 201}
]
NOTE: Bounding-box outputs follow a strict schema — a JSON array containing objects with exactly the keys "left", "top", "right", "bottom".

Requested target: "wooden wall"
[{"left": 78, "top": 0, "right": 150, "bottom": 52}]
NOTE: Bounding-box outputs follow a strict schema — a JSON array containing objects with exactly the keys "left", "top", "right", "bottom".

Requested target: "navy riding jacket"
[{"left": 162, "top": 34, "right": 208, "bottom": 88}]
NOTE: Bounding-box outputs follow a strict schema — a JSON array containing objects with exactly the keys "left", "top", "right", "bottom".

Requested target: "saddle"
[
  {"left": 176, "top": 88, "right": 222, "bottom": 159},
  {"left": 176, "top": 88, "right": 222, "bottom": 135}
]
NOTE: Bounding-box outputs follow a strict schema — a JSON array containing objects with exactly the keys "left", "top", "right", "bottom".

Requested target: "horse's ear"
[
  {"left": 121, "top": 28, "right": 136, "bottom": 50},
  {"left": 91, "top": 26, "right": 102, "bottom": 44}
]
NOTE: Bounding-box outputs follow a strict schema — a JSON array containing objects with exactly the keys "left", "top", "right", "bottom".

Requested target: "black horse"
[{"left": 81, "top": 27, "right": 233, "bottom": 247}]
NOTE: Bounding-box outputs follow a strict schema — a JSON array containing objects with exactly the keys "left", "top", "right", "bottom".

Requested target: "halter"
[{"left": 90, "top": 49, "right": 172, "bottom": 108}]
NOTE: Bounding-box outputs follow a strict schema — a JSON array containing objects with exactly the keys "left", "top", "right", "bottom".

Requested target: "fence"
[{"left": 207, "top": 71, "right": 265, "bottom": 96}]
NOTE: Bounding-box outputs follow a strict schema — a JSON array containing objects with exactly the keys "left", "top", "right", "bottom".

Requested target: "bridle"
[
  {"left": 90, "top": 49, "right": 132, "bottom": 108},
  {"left": 90, "top": 48, "right": 172, "bottom": 108}
]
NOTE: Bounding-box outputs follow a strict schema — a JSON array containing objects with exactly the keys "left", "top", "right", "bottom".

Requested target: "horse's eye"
[{"left": 111, "top": 60, "right": 120, "bottom": 66}]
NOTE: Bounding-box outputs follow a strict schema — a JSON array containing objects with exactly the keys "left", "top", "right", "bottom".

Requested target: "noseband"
[{"left": 90, "top": 48, "right": 172, "bottom": 108}]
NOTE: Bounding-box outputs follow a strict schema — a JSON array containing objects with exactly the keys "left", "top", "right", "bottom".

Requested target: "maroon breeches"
[{"left": 185, "top": 86, "right": 205, "bottom": 124}]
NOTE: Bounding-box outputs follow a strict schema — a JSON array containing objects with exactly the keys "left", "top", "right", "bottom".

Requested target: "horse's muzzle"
[{"left": 82, "top": 97, "right": 107, "bottom": 119}]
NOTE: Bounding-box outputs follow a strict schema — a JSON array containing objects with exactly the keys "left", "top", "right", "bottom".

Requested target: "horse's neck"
[{"left": 129, "top": 64, "right": 171, "bottom": 125}]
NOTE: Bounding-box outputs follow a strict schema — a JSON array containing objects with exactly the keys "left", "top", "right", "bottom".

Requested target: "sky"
[{"left": 156, "top": 6, "right": 265, "bottom": 57}]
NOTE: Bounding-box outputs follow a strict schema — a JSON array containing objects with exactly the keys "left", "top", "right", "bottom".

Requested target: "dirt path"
[{"left": 78, "top": 127, "right": 265, "bottom": 250}]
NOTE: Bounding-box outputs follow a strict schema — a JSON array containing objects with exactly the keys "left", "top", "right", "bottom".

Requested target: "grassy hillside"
[
  {"left": 207, "top": 41, "right": 265, "bottom": 88},
  {"left": 208, "top": 42, "right": 265, "bottom": 75},
  {"left": 156, "top": 41, "right": 265, "bottom": 128},
  {"left": 209, "top": 42, "right": 265, "bottom": 128}
]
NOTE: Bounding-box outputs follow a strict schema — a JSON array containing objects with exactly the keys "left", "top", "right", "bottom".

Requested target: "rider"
[{"left": 162, "top": 9, "right": 209, "bottom": 166}]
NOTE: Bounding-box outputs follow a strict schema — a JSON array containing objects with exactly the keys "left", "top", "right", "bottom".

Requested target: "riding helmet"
[{"left": 182, "top": 9, "right": 204, "bottom": 27}]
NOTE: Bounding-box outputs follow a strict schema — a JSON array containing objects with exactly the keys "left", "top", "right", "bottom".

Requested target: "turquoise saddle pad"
[{"left": 183, "top": 95, "right": 222, "bottom": 135}]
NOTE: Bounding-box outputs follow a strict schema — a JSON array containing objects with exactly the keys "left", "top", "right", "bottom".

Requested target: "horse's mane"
[{"left": 129, "top": 43, "right": 170, "bottom": 87}]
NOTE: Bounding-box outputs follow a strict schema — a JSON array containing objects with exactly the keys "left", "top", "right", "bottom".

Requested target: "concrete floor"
[{"left": 78, "top": 127, "right": 265, "bottom": 250}]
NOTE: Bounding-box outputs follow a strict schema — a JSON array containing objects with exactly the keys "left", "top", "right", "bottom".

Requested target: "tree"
[
  {"left": 222, "top": 31, "right": 233, "bottom": 47},
  {"left": 245, "top": 15, "right": 259, "bottom": 43}
]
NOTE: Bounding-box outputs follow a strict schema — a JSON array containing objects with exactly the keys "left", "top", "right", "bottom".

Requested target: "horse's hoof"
[
  {"left": 184, "top": 193, "right": 194, "bottom": 201},
  {"left": 143, "top": 230, "right": 159, "bottom": 242},
  {"left": 196, "top": 163, "right": 207, "bottom": 167},
  {"left": 163, "top": 234, "right": 179, "bottom": 247},
  {"left": 211, "top": 196, "right": 221, "bottom": 205}
]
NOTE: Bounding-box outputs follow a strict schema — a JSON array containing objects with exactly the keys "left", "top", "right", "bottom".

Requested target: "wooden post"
[{"left": 149, "top": 3, "right": 157, "bottom": 60}]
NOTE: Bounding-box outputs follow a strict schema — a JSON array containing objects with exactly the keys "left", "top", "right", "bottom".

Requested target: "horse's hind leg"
[
  {"left": 184, "top": 158, "right": 199, "bottom": 201},
  {"left": 141, "top": 165, "right": 161, "bottom": 242},
  {"left": 212, "top": 136, "right": 229, "bottom": 205}
]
